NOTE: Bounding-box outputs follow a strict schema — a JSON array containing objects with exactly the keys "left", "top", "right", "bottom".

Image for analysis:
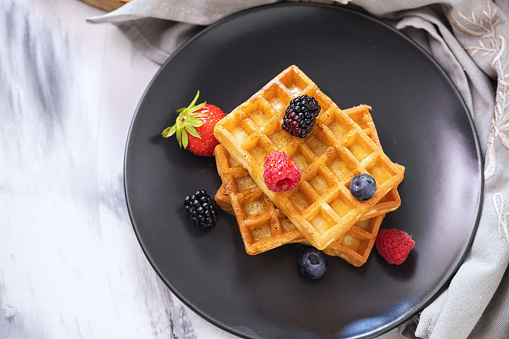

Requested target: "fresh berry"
[
  {"left": 183, "top": 190, "right": 217, "bottom": 229},
  {"left": 375, "top": 229, "right": 415, "bottom": 265},
  {"left": 263, "top": 151, "right": 301, "bottom": 192},
  {"left": 162, "top": 91, "right": 225, "bottom": 157},
  {"left": 350, "top": 174, "right": 376, "bottom": 201},
  {"left": 282, "top": 95, "right": 321, "bottom": 138},
  {"left": 297, "top": 248, "right": 328, "bottom": 279}
]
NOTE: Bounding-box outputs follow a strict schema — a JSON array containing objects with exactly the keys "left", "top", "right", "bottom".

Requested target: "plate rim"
[{"left": 123, "top": 3, "right": 484, "bottom": 338}]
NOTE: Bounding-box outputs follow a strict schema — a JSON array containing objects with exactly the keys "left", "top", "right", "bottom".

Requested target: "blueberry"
[
  {"left": 350, "top": 174, "right": 376, "bottom": 201},
  {"left": 297, "top": 248, "right": 327, "bottom": 280}
]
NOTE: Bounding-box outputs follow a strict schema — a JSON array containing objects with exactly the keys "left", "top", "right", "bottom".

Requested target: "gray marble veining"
[{"left": 0, "top": 0, "right": 235, "bottom": 338}]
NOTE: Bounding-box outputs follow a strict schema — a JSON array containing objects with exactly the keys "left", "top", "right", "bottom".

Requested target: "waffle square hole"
[
  {"left": 250, "top": 222, "right": 272, "bottom": 241},
  {"left": 262, "top": 84, "right": 291, "bottom": 112},
  {"left": 327, "top": 112, "right": 354, "bottom": 142},
  {"left": 309, "top": 169, "right": 334, "bottom": 195},
  {"left": 328, "top": 159, "right": 355, "bottom": 181},
  {"left": 325, "top": 149, "right": 357, "bottom": 182},
  {"left": 268, "top": 129, "right": 290, "bottom": 150},
  {"left": 244, "top": 98, "right": 274, "bottom": 127},
  {"left": 310, "top": 209, "right": 335, "bottom": 234},
  {"left": 305, "top": 133, "right": 332, "bottom": 157},
  {"left": 246, "top": 137, "right": 272, "bottom": 165},
  {"left": 280, "top": 216, "right": 296, "bottom": 232},
  {"left": 279, "top": 70, "right": 309, "bottom": 97},
  {"left": 243, "top": 196, "right": 266, "bottom": 217},
  {"left": 367, "top": 157, "right": 397, "bottom": 185},
  {"left": 234, "top": 174, "right": 257, "bottom": 192},
  {"left": 250, "top": 145, "right": 268, "bottom": 164},
  {"left": 222, "top": 114, "right": 251, "bottom": 144},
  {"left": 289, "top": 188, "right": 314, "bottom": 212},
  {"left": 345, "top": 133, "right": 375, "bottom": 163},
  {"left": 291, "top": 148, "right": 312, "bottom": 172},
  {"left": 341, "top": 234, "right": 363, "bottom": 252},
  {"left": 355, "top": 218, "right": 374, "bottom": 232},
  {"left": 329, "top": 193, "right": 355, "bottom": 218}
]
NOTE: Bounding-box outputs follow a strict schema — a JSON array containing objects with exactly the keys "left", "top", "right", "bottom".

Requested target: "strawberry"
[
  {"left": 375, "top": 229, "right": 415, "bottom": 265},
  {"left": 162, "top": 91, "right": 225, "bottom": 157}
]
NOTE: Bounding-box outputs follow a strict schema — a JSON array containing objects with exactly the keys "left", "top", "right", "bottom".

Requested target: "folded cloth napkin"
[{"left": 88, "top": 1, "right": 509, "bottom": 338}]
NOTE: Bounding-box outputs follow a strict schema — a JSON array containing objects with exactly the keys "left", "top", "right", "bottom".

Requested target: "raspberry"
[
  {"left": 263, "top": 151, "right": 301, "bottom": 192},
  {"left": 375, "top": 229, "right": 415, "bottom": 265},
  {"left": 183, "top": 190, "right": 217, "bottom": 229},
  {"left": 282, "top": 95, "right": 321, "bottom": 138}
]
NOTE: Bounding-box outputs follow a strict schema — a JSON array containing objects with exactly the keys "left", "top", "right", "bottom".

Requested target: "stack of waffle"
[{"left": 213, "top": 65, "right": 404, "bottom": 266}]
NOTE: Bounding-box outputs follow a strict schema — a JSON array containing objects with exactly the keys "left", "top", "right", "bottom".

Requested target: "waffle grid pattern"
[
  {"left": 214, "top": 65, "right": 404, "bottom": 249},
  {"left": 214, "top": 146, "right": 386, "bottom": 266},
  {"left": 215, "top": 145, "right": 304, "bottom": 255}
]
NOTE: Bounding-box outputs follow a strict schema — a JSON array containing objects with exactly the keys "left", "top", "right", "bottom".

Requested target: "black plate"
[{"left": 124, "top": 3, "right": 482, "bottom": 338}]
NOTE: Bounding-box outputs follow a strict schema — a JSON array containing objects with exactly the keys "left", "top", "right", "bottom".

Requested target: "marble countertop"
[
  {"left": 0, "top": 0, "right": 238, "bottom": 337},
  {"left": 4, "top": 0, "right": 509, "bottom": 338}
]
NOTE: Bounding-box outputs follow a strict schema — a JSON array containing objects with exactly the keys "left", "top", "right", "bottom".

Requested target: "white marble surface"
[
  {"left": 0, "top": 1, "right": 419, "bottom": 338},
  {"left": 0, "top": 0, "right": 238, "bottom": 337}
]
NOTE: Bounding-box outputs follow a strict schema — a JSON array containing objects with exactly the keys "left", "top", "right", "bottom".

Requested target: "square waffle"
[
  {"left": 319, "top": 215, "right": 385, "bottom": 267},
  {"left": 215, "top": 145, "right": 304, "bottom": 254},
  {"left": 214, "top": 65, "right": 404, "bottom": 249},
  {"left": 214, "top": 153, "right": 386, "bottom": 267},
  {"left": 214, "top": 105, "right": 401, "bottom": 255}
]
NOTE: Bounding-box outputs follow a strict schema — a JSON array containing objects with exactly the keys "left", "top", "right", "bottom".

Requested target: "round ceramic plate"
[{"left": 124, "top": 3, "right": 482, "bottom": 338}]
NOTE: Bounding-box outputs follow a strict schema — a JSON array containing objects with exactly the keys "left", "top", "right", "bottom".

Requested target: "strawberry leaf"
[
  {"left": 185, "top": 115, "right": 204, "bottom": 127},
  {"left": 161, "top": 90, "right": 208, "bottom": 150},
  {"left": 188, "top": 101, "right": 206, "bottom": 114},
  {"left": 184, "top": 124, "right": 201, "bottom": 138},
  {"left": 177, "top": 91, "right": 206, "bottom": 114},
  {"left": 175, "top": 128, "right": 183, "bottom": 148},
  {"left": 189, "top": 91, "right": 200, "bottom": 107},
  {"left": 162, "top": 125, "right": 176, "bottom": 138},
  {"left": 192, "top": 112, "right": 207, "bottom": 119},
  {"left": 181, "top": 129, "right": 189, "bottom": 148}
]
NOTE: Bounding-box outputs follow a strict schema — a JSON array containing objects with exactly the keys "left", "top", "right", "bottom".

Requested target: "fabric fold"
[{"left": 87, "top": 0, "right": 280, "bottom": 25}]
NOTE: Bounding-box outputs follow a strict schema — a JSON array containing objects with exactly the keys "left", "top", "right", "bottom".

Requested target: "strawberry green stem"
[{"left": 161, "top": 91, "right": 207, "bottom": 149}]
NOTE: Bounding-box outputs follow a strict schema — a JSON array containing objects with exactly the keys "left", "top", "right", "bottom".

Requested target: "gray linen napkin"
[
  {"left": 88, "top": 0, "right": 281, "bottom": 64},
  {"left": 88, "top": 1, "right": 509, "bottom": 338}
]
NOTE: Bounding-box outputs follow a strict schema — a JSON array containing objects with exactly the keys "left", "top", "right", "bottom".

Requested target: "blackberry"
[
  {"left": 282, "top": 95, "right": 321, "bottom": 138},
  {"left": 183, "top": 190, "right": 217, "bottom": 229}
]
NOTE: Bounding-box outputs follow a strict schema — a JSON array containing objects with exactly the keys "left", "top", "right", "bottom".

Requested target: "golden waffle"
[
  {"left": 214, "top": 65, "right": 405, "bottom": 249},
  {"left": 328, "top": 105, "right": 404, "bottom": 219},
  {"left": 319, "top": 215, "right": 385, "bottom": 267},
  {"left": 213, "top": 106, "right": 401, "bottom": 256},
  {"left": 215, "top": 145, "right": 304, "bottom": 255},
  {"left": 214, "top": 183, "right": 234, "bottom": 214},
  {"left": 214, "top": 150, "right": 385, "bottom": 266}
]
